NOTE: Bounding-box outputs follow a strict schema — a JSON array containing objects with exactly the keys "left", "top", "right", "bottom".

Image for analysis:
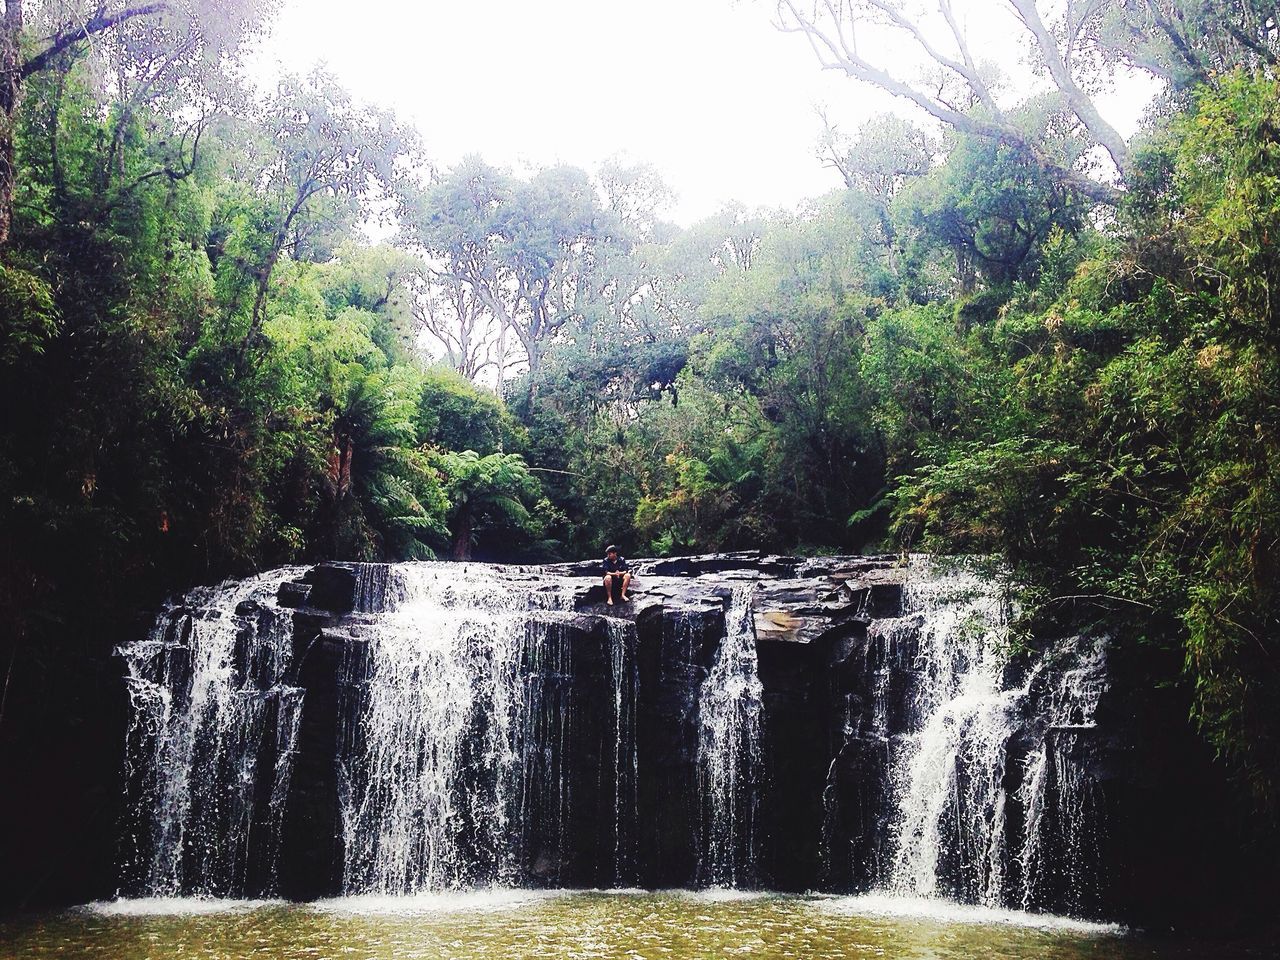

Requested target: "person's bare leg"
[
  {"left": 603, "top": 574, "right": 614, "bottom": 605},
  {"left": 620, "top": 572, "right": 632, "bottom": 601}
]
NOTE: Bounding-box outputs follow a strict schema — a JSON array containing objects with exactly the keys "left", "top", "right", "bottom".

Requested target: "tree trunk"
[
  {"left": 955, "top": 245, "right": 977, "bottom": 298},
  {"left": 522, "top": 338, "right": 542, "bottom": 410},
  {"left": 496, "top": 319, "right": 509, "bottom": 392},
  {"left": 0, "top": 2, "right": 24, "bottom": 247},
  {"left": 451, "top": 509, "right": 473, "bottom": 561}
]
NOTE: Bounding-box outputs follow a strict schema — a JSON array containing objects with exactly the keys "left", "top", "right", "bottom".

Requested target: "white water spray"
[
  {"left": 337, "top": 564, "right": 574, "bottom": 893},
  {"left": 872, "top": 559, "right": 1106, "bottom": 911},
  {"left": 117, "top": 569, "right": 305, "bottom": 897},
  {"left": 885, "top": 561, "right": 1018, "bottom": 904},
  {"left": 696, "top": 586, "right": 763, "bottom": 886}
]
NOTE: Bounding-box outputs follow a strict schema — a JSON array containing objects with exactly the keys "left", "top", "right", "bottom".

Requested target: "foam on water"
[
  {"left": 310, "top": 888, "right": 565, "bottom": 915},
  {"left": 815, "top": 892, "right": 1127, "bottom": 935},
  {"left": 586, "top": 887, "right": 650, "bottom": 896},
  {"left": 82, "top": 897, "right": 284, "bottom": 916},
  {"left": 674, "top": 887, "right": 773, "bottom": 903}
]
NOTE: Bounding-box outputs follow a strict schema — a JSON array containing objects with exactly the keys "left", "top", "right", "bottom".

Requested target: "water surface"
[{"left": 0, "top": 891, "right": 1263, "bottom": 960}]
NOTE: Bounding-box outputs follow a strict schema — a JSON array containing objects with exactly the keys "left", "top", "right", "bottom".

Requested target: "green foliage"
[
  {"left": 0, "top": 49, "right": 536, "bottom": 649},
  {"left": 3, "top": 0, "right": 1280, "bottom": 823},
  {"left": 418, "top": 366, "right": 519, "bottom": 456},
  {"left": 433, "top": 450, "right": 548, "bottom": 561},
  {"left": 892, "top": 117, "right": 1086, "bottom": 295},
  {"left": 525, "top": 194, "right": 888, "bottom": 557},
  {"left": 879, "top": 72, "right": 1280, "bottom": 804},
  {"left": 319, "top": 368, "right": 449, "bottom": 561},
  {"left": 0, "top": 261, "right": 58, "bottom": 363}
]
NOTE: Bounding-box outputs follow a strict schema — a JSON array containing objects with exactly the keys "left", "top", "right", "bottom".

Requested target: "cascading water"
[
  {"left": 115, "top": 555, "right": 1112, "bottom": 913},
  {"left": 884, "top": 562, "right": 1019, "bottom": 904},
  {"left": 336, "top": 564, "right": 576, "bottom": 893},
  {"left": 696, "top": 586, "right": 763, "bottom": 887},
  {"left": 117, "top": 569, "right": 305, "bottom": 898},
  {"left": 607, "top": 618, "right": 639, "bottom": 886},
  {"left": 862, "top": 558, "right": 1107, "bottom": 911},
  {"left": 1017, "top": 638, "right": 1109, "bottom": 914}
]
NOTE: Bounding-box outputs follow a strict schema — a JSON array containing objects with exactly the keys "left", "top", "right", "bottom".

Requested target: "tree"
[
  {"left": 417, "top": 365, "right": 517, "bottom": 456},
  {"left": 1086, "top": 1, "right": 1280, "bottom": 92},
  {"left": 693, "top": 195, "right": 886, "bottom": 544},
  {"left": 0, "top": 0, "right": 275, "bottom": 245},
  {"left": 774, "top": 0, "right": 1131, "bottom": 202},
  {"left": 892, "top": 113, "right": 1086, "bottom": 295},
  {"left": 434, "top": 449, "right": 543, "bottom": 561},
  {"left": 406, "top": 158, "right": 624, "bottom": 393},
  {"left": 318, "top": 369, "right": 447, "bottom": 560},
  {"left": 818, "top": 112, "right": 937, "bottom": 279},
  {"left": 238, "top": 71, "right": 416, "bottom": 349},
  {"left": 880, "top": 72, "right": 1280, "bottom": 804},
  {"left": 819, "top": 112, "right": 935, "bottom": 201},
  {"left": 411, "top": 266, "right": 506, "bottom": 382},
  {"left": 595, "top": 158, "right": 676, "bottom": 242}
]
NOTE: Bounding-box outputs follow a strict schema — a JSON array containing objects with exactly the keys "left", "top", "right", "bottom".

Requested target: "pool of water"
[{"left": 0, "top": 891, "right": 1265, "bottom": 960}]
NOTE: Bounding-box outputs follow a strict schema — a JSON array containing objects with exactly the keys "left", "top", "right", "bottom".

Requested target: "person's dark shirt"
[{"left": 602, "top": 554, "right": 629, "bottom": 574}]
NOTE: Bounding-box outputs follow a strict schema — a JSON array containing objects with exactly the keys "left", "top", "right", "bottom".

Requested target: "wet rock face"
[
  {"left": 109, "top": 551, "right": 1268, "bottom": 927},
  {"left": 268, "top": 553, "right": 908, "bottom": 897}
]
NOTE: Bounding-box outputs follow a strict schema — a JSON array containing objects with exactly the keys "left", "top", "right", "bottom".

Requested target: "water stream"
[
  {"left": 117, "top": 569, "right": 305, "bottom": 898},
  {"left": 868, "top": 559, "right": 1106, "bottom": 911},
  {"left": 606, "top": 617, "right": 639, "bottom": 887},
  {"left": 696, "top": 586, "right": 763, "bottom": 887}
]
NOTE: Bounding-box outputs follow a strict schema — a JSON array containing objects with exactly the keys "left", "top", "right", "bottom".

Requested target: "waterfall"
[
  {"left": 696, "top": 586, "right": 763, "bottom": 887},
  {"left": 116, "top": 569, "right": 305, "bottom": 898},
  {"left": 607, "top": 618, "right": 639, "bottom": 887},
  {"left": 870, "top": 558, "right": 1106, "bottom": 911},
  {"left": 1017, "top": 638, "right": 1108, "bottom": 914},
  {"left": 884, "top": 562, "right": 1018, "bottom": 904},
  {"left": 115, "top": 556, "right": 1111, "bottom": 910},
  {"left": 337, "top": 564, "right": 575, "bottom": 893}
]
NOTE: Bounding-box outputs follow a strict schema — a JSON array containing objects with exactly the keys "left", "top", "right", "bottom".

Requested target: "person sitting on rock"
[{"left": 602, "top": 545, "right": 632, "bottom": 605}]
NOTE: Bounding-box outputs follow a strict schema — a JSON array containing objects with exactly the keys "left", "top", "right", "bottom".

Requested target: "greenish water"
[{"left": 0, "top": 891, "right": 1263, "bottom": 960}]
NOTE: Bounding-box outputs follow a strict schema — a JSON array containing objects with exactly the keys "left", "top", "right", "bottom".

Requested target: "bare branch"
[
  {"left": 22, "top": 3, "right": 169, "bottom": 78},
  {"left": 776, "top": 0, "right": 1126, "bottom": 202},
  {"left": 1003, "top": 0, "right": 1129, "bottom": 171},
  {"left": 937, "top": 0, "right": 999, "bottom": 116}
]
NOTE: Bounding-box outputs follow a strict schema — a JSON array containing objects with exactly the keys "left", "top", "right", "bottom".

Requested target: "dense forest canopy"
[{"left": 1, "top": 0, "right": 1278, "bottom": 817}]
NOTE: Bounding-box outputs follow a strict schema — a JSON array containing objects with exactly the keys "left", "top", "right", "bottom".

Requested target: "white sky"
[{"left": 248, "top": 0, "right": 1156, "bottom": 226}]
